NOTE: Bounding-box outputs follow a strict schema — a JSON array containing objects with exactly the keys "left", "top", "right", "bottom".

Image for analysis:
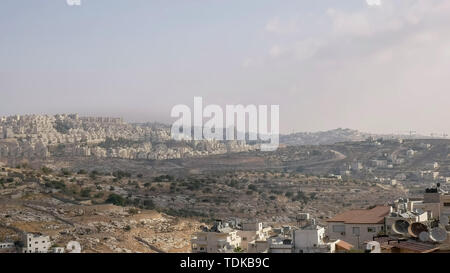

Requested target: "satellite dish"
[
  {"left": 66, "top": 241, "right": 82, "bottom": 253},
  {"left": 440, "top": 216, "right": 449, "bottom": 226},
  {"left": 408, "top": 222, "right": 428, "bottom": 238},
  {"left": 392, "top": 219, "right": 410, "bottom": 235},
  {"left": 419, "top": 231, "right": 430, "bottom": 242},
  {"left": 430, "top": 228, "right": 448, "bottom": 242}
]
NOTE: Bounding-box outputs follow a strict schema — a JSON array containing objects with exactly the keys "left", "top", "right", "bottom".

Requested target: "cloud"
[
  {"left": 325, "top": 0, "right": 450, "bottom": 38},
  {"left": 366, "top": 0, "right": 382, "bottom": 6},
  {"left": 265, "top": 17, "right": 300, "bottom": 35},
  {"left": 268, "top": 45, "right": 282, "bottom": 57},
  {"left": 265, "top": 17, "right": 282, "bottom": 33},
  {"left": 258, "top": 1, "right": 450, "bottom": 72},
  {"left": 250, "top": 0, "right": 450, "bottom": 133},
  {"left": 326, "top": 8, "right": 373, "bottom": 37}
]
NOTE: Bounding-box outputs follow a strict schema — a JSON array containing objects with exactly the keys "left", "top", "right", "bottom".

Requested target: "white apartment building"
[
  {"left": 22, "top": 233, "right": 51, "bottom": 253},
  {"left": 191, "top": 228, "right": 241, "bottom": 253},
  {"left": 293, "top": 225, "right": 335, "bottom": 253},
  {"left": 0, "top": 242, "right": 14, "bottom": 249},
  {"left": 237, "top": 222, "right": 270, "bottom": 251},
  {"left": 0, "top": 242, "right": 15, "bottom": 253}
]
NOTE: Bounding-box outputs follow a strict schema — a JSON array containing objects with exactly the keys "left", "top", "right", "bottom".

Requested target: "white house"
[
  {"left": 237, "top": 222, "right": 270, "bottom": 251},
  {"left": 292, "top": 225, "right": 334, "bottom": 253},
  {"left": 22, "top": 233, "right": 51, "bottom": 253}
]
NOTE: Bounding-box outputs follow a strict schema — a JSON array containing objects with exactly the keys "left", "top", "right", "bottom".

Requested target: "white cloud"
[
  {"left": 269, "top": 45, "right": 283, "bottom": 57},
  {"left": 366, "top": 0, "right": 382, "bottom": 7},
  {"left": 252, "top": 0, "right": 450, "bottom": 133},
  {"left": 327, "top": 8, "right": 372, "bottom": 37},
  {"left": 265, "top": 17, "right": 281, "bottom": 33},
  {"left": 265, "top": 17, "right": 300, "bottom": 35},
  {"left": 292, "top": 39, "right": 322, "bottom": 61}
]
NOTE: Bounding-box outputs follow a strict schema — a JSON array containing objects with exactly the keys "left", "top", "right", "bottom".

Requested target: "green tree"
[{"left": 105, "top": 193, "right": 127, "bottom": 206}]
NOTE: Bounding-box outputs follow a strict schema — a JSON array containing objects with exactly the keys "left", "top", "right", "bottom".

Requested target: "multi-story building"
[
  {"left": 410, "top": 187, "right": 450, "bottom": 222},
  {"left": 22, "top": 233, "right": 51, "bottom": 253},
  {"left": 237, "top": 221, "right": 270, "bottom": 252},
  {"left": 327, "top": 206, "right": 391, "bottom": 249},
  {"left": 292, "top": 224, "right": 334, "bottom": 253},
  {"left": 0, "top": 242, "right": 15, "bottom": 253},
  {"left": 191, "top": 221, "right": 241, "bottom": 253}
]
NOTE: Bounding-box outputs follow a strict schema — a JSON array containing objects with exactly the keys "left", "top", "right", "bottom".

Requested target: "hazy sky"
[{"left": 1, "top": 0, "right": 450, "bottom": 134}]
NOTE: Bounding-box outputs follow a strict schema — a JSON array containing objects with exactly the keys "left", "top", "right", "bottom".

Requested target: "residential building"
[
  {"left": 406, "top": 149, "right": 416, "bottom": 157},
  {"left": 247, "top": 240, "right": 269, "bottom": 253},
  {"left": 327, "top": 206, "right": 391, "bottom": 249},
  {"left": 425, "top": 162, "right": 440, "bottom": 170},
  {"left": 268, "top": 237, "right": 293, "bottom": 253},
  {"left": 191, "top": 220, "right": 241, "bottom": 253},
  {"left": 22, "top": 233, "right": 51, "bottom": 253},
  {"left": 0, "top": 242, "right": 15, "bottom": 253},
  {"left": 237, "top": 221, "right": 270, "bottom": 252},
  {"left": 292, "top": 224, "right": 335, "bottom": 253},
  {"left": 351, "top": 162, "right": 363, "bottom": 171}
]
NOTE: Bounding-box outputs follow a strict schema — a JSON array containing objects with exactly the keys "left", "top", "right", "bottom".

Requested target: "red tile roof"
[
  {"left": 335, "top": 240, "right": 354, "bottom": 251},
  {"left": 327, "top": 206, "right": 390, "bottom": 224}
]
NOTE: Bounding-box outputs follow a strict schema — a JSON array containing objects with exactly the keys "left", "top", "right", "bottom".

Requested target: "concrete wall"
[
  {"left": 293, "top": 227, "right": 324, "bottom": 250},
  {"left": 327, "top": 223, "right": 383, "bottom": 249}
]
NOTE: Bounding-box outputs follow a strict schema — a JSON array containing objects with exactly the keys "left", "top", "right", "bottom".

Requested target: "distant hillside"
[
  {"left": 280, "top": 128, "right": 437, "bottom": 146},
  {"left": 280, "top": 128, "right": 369, "bottom": 146}
]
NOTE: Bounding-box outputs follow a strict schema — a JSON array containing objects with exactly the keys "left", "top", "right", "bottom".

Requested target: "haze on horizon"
[{"left": 1, "top": 0, "right": 450, "bottom": 135}]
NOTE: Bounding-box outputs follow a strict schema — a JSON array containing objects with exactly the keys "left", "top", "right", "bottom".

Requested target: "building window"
[
  {"left": 332, "top": 225, "right": 345, "bottom": 233},
  {"left": 367, "top": 227, "right": 376, "bottom": 233},
  {"left": 352, "top": 227, "right": 360, "bottom": 236}
]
